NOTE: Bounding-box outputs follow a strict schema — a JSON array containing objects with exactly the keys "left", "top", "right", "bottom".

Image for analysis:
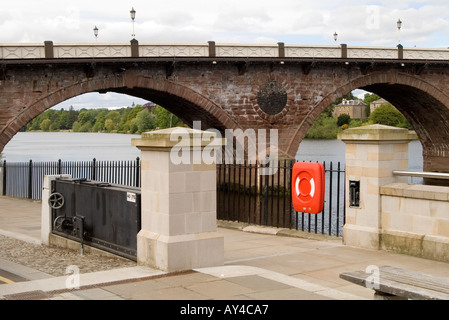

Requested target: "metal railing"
[
  {"left": 1, "top": 158, "right": 346, "bottom": 237},
  {"left": 1, "top": 158, "right": 140, "bottom": 200},
  {"left": 393, "top": 170, "right": 449, "bottom": 180},
  {"left": 216, "top": 160, "right": 345, "bottom": 237}
]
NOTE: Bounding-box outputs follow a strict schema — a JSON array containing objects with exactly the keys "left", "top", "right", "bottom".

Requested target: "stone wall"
[{"left": 380, "top": 183, "right": 449, "bottom": 262}]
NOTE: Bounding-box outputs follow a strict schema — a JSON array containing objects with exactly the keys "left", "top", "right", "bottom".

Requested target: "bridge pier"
[
  {"left": 132, "top": 127, "right": 225, "bottom": 272},
  {"left": 339, "top": 124, "right": 413, "bottom": 249},
  {"left": 339, "top": 125, "right": 449, "bottom": 262}
]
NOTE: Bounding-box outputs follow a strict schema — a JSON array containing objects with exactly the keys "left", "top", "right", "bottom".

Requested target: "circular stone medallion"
[{"left": 256, "top": 80, "right": 287, "bottom": 115}]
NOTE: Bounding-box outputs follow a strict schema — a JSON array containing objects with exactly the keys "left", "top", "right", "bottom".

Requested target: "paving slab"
[{"left": 1, "top": 196, "right": 449, "bottom": 303}]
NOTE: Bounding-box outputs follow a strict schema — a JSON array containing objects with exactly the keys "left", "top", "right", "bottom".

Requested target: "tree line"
[
  {"left": 23, "top": 93, "right": 411, "bottom": 139},
  {"left": 24, "top": 104, "right": 185, "bottom": 134},
  {"left": 305, "top": 93, "right": 412, "bottom": 139}
]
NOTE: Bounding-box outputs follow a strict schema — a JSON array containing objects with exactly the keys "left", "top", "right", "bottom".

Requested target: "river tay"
[{"left": 1, "top": 131, "right": 423, "bottom": 172}]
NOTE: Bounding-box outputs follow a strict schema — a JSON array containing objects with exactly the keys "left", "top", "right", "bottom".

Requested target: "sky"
[{"left": 2, "top": 0, "right": 449, "bottom": 109}]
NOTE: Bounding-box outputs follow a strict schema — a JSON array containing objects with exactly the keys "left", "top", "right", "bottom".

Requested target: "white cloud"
[
  {"left": 2, "top": 0, "right": 448, "bottom": 46},
  {"left": 53, "top": 92, "right": 148, "bottom": 110}
]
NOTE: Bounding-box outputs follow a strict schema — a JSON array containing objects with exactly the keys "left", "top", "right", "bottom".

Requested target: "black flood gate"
[{"left": 50, "top": 177, "right": 141, "bottom": 261}]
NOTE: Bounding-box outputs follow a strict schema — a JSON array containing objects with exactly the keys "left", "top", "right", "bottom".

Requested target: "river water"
[
  {"left": 0, "top": 131, "right": 423, "bottom": 171},
  {"left": 1, "top": 132, "right": 142, "bottom": 162},
  {"left": 1, "top": 131, "right": 424, "bottom": 235}
]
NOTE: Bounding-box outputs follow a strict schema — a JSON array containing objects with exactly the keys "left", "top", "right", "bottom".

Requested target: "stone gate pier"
[
  {"left": 339, "top": 124, "right": 449, "bottom": 262},
  {"left": 132, "top": 127, "right": 225, "bottom": 272}
]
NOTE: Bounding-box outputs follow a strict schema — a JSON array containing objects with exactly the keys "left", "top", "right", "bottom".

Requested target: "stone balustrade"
[{"left": 1, "top": 41, "right": 449, "bottom": 61}]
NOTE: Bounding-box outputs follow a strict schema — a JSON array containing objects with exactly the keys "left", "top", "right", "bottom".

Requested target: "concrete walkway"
[{"left": 1, "top": 196, "right": 449, "bottom": 302}]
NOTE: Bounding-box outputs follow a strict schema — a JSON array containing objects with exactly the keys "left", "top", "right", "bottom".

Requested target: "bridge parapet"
[
  {"left": 54, "top": 43, "right": 132, "bottom": 58},
  {"left": 1, "top": 41, "right": 449, "bottom": 61},
  {"left": 285, "top": 44, "right": 341, "bottom": 58},
  {"left": 403, "top": 47, "right": 449, "bottom": 60},
  {"left": 139, "top": 43, "right": 208, "bottom": 57},
  {"left": 347, "top": 46, "right": 398, "bottom": 59},
  {"left": 216, "top": 43, "right": 278, "bottom": 57},
  {"left": 0, "top": 43, "right": 46, "bottom": 59}
]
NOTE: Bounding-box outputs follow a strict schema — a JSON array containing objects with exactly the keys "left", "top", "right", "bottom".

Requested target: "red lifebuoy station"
[{"left": 292, "top": 162, "right": 325, "bottom": 214}]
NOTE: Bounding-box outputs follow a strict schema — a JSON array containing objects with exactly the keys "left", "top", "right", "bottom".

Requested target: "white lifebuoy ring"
[
  {"left": 310, "top": 178, "right": 315, "bottom": 197},
  {"left": 295, "top": 176, "right": 300, "bottom": 196},
  {"left": 295, "top": 176, "right": 315, "bottom": 199}
]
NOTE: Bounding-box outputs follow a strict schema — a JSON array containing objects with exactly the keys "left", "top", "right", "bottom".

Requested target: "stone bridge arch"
[
  {"left": 2, "top": 72, "right": 241, "bottom": 144},
  {"left": 287, "top": 70, "right": 449, "bottom": 173},
  {"left": 111, "top": 73, "right": 241, "bottom": 132}
]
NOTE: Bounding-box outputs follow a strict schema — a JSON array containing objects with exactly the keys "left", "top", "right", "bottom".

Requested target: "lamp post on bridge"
[
  {"left": 130, "top": 7, "right": 136, "bottom": 39},
  {"left": 396, "top": 19, "right": 403, "bottom": 59},
  {"left": 129, "top": 7, "right": 139, "bottom": 57},
  {"left": 333, "top": 32, "right": 347, "bottom": 59}
]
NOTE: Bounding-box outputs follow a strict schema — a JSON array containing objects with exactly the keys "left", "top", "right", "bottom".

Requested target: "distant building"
[
  {"left": 333, "top": 99, "right": 367, "bottom": 119},
  {"left": 370, "top": 98, "right": 390, "bottom": 113}
]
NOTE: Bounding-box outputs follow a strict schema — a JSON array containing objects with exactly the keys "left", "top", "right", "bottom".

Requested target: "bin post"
[
  {"left": 132, "top": 127, "right": 225, "bottom": 272},
  {"left": 41, "top": 174, "right": 71, "bottom": 245},
  {"left": 0, "top": 160, "right": 5, "bottom": 196},
  {"left": 28, "top": 160, "right": 33, "bottom": 199}
]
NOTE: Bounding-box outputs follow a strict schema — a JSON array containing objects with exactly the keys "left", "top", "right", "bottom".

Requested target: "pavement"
[{"left": 1, "top": 196, "right": 449, "bottom": 304}]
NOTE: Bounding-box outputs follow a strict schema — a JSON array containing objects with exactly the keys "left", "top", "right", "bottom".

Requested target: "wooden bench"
[{"left": 340, "top": 265, "right": 449, "bottom": 300}]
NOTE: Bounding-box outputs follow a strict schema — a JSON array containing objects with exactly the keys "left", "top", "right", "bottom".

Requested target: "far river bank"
[{"left": 0, "top": 132, "right": 423, "bottom": 172}]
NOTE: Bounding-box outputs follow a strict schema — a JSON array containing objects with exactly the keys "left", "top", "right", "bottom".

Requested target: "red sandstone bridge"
[{"left": 1, "top": 41, "right": 449, "bottom": 172}]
